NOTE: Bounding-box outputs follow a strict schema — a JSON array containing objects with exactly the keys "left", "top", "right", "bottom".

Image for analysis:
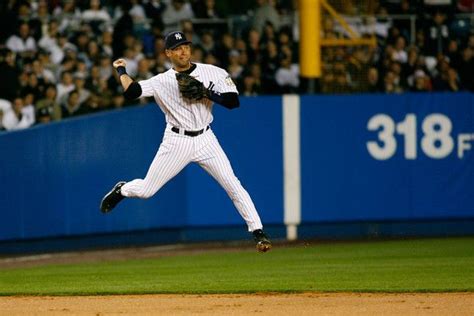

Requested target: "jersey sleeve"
[
  {"left": 214, "top": 68, "right": 239, "bottom": 94},
  {"left": 138, "top": 76, "right": 158, "bottom": 97}
]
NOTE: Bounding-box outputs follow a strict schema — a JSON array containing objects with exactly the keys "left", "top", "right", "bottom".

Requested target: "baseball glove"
[{"left": 176, "top": 73, "right": 211, "bottom": 100}]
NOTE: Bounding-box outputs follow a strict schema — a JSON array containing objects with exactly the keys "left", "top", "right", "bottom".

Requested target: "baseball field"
[{"left": 0, "top": 237, "right": 473, "bottom": 315}]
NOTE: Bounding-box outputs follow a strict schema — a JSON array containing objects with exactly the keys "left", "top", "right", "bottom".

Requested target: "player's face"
[{"left": 166, "top": 44, "right": 192, "bottom": 70}]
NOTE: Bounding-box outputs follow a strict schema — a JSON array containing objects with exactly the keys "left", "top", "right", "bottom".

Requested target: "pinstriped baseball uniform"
[{"left": 120, "top": 62, "right": 263, "bottom": 232}]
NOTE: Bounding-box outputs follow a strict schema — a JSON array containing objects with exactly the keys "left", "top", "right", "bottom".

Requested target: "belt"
[{"left": 171, "top": 126, "right": 209, "bottom": 137}]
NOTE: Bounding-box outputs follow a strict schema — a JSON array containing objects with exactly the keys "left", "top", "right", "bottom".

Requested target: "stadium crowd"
[{"left": 0, "top": 0, "right": 472, "bottom": 131}]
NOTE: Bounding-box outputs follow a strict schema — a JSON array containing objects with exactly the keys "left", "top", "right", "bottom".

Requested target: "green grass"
[{"left": 0, "top": 237, "right": 473, "bottom": 295}]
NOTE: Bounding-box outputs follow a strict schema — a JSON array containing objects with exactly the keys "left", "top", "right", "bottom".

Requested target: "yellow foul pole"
[{"left": 299, "top": 0, "right": 321, "bottom": 78}]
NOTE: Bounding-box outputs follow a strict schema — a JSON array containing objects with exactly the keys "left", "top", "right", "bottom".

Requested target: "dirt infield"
[{"left": 0, "top": 293, "right": 472, "bottom": 315}]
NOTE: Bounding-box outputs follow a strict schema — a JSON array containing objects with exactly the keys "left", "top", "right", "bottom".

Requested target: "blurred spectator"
[
  {"left": 446, "top": 39, "right": 462, "bottom": 69},
  {"left": 111, "top": 93, "right": 126, "bottom": 109},
  {"left": 191, "top": 46, "right": 204, "bottom": 63},
  {"left": 113, "top": 3, "right": 134, "bottom": 59},
  {"left": 74, "top": 31, "right": 92, "bottom": 56},
  {"left": 136, "top": 58, "right": 154, "bottom": 81},
  {"left": 333, "top": 62, "right": 352, "bottom": 94},
  {"left": 409, "top": 70, "right": 432, "bottom": 92},
  {"left": 261, "top": 40, "right": 279, "bottom": 77},
  {"left": 47, "top": 32, "right": 77, "bottom": 65},
  {"left": 36, "top": 84, "right": 62, "bottom": 121},
  {"left": 393, "top": 0, "right": 416, "bottom": 40},
  {"left": 14, "top": 1, "right": 32, "bottom": 26},
  {"left": 401, "top": 46, "right": 419, "bottom": 79},
  {"left": 53, "top": 0, "right": 82, "bottom": 33},
  {"left": 181, "top": 20, "right": 199, "bottom": 44},
  {"left": 30, "top": 0, "right": 51, "bottom": 41},
  {"left": 215, "top": 33, "right": 234, "bottom": 68},
  {"left": 98, "top": 55, "right": 113, "bottom": 81},
  {"left": 6, "top": 22, "right": 37, "bottom": 59},
  {"left": 23, "top": 92, "right": 37, "bottom": 122},
  {"left": 364, "top": 67, "right": 383, "bottom": 92},
  {"left": 0, "top": 2, "right": 17, "bottom": 45},
  {"left": 392, "top": 36, "right": 408, "bottom": 63},
  {"left": 424, "top": 11, "right": 450, "bottom": 56},
  {"left": 80, "top": 40, "right": 101, "bottom": 68},
  {"left": 275, "top": 52, "right": 299, "bottom": 93},
  {"left": 242, "top": 63, "right": 263, "bottom": 96},
  {"left": 23, "top": 72, "right": 45, "bottom": 102},
  {"left": 200, "top": 31, "right": 216, "bottom": 56},
  {"left": 0, "top": 99, "right": 13, "bottom": 131},
  {"left": 85, "top": 65, "right": 102, "bottom": 91},
  {"left": 2, "top": 96, "right": 35, "bottom": 131},
  {"left": 38, "top": 20, "right": 60, "bottom": 52},
  {"left": 122, "top": 48, "right": 140, "bottom": 77},
  {"left": 61, "top": 90, "right": 84, "bottom": 118},
  {"left": 203, "top": 52, "right": 218, "bottom": 65},
  {"left": 74, "top": 74, "right": 91, "bottom": 105},
  {"left": 457, "top": 46, "right": 473, "bottom": 91},
  {"left": 246, "top": 28, "right": 261, "bottom": 64},
  {"left": 162, "top": 0, "right": 194, "bottom": 33},
  {"left": 0, "top": 49, "right": 20, "bottom": 101},
  {"left": 82, "top": 0, "right": 111, "bottom": 24},
  {"left": 241, "top": 76, "right": 259, "bottom": 96},
  {"left": 56, "top": 71, "right": 75, "bottom": 104},
  {"left": 347, "top": 48, "right": 371, "bottom": 91},
  {"left": 261, "top": 21, "right": 277, "bottom": 46},
  {"left": 414, "top": 29, "right": 428, "bottom": 56},
  {"left": 278, "top": 27, "right": 296, "bottom": 58},
  {"left": 227, "top": 50, "right": 244, "bottom": 80},
  {"left": 383, "top": 70, "right": 403, "bottom": 93},
  {"left": 431, "top": 55, "right": 449, "bottom": 88},
  {"left": 36, "top": 106, "right": 52, "bottom": 124},
  {"left": 18, "top": 71, "right": 30, "bottom": 95},
  {"left": 445, "top": 67, "right": 464, "bottom": 91},
  {"left": 99, "top": 30, "right": 114, "bottom": 58},
  {"left": 129, "top": 0, "right": 147, "bottom": 25},
  {"left": 95, "top": 79, "right": 114, "bottom": 109},
  {"left": 390, "top": 61, "right": 406, "bottom": 89},
  {"left": 252, "top": 0, "right": 280, "bottom": 34},
  {"left": 81, "top": 93, "right": 103, "bottom": 115},
  {"left": 193, "top": 0, "right": 221, "bottom": 19},
  {"left": 74, "top": 59, "right": 89, "bottom": 81},
  {"left": 144, "top": 0, "right": 166, "bottom": 23}
]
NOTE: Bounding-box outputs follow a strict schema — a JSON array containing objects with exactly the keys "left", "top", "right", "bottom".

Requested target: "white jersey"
[{"left": 138, "top": 63, "right": 238, "bottom": 130}]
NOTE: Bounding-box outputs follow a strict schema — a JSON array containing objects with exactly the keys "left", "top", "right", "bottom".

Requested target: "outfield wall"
[{"left": 0, "top": 93, "right": 473, "bottom": 252}]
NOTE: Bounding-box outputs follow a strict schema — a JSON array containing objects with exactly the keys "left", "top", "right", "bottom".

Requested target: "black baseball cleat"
[
  {"left": 100, "top": 181, "right": 126, "bottom": 213},
  {"left": 252, "top": 229, "right": 272, "bottom": 253}
]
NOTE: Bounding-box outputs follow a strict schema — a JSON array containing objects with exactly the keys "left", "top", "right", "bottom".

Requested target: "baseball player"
[{"left": 100, "top": 31, "right": 271, "bottom": 252}]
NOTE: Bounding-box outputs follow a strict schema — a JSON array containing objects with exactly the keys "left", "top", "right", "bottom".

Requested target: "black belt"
[{"left": 171, "top": 126, "right": 209, "bottom": 137}]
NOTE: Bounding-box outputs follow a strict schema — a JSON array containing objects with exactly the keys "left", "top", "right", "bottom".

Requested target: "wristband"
[{"left": 116, "top": 66, "right": 127, "bottom": 77}]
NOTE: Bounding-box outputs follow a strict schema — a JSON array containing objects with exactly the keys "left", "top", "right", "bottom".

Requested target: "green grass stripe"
[{"left": 0, "top": 237, "right": 473, "bottom": 295}]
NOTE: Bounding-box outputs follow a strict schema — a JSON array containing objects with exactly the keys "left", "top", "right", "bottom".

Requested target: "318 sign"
[{"left": 367, "top": 113, "right": 473, "bottom": 160}]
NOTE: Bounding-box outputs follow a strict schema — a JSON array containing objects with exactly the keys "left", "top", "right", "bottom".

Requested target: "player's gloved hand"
[{"left": 176, "top": 73, "right": 214, "bottom": 101}]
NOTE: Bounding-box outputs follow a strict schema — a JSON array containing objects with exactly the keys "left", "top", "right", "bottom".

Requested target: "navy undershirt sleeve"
[
  {"left": 208, "top": 92, "right": 240, "bottom": 109},
  {"left": 123, "top": 82, "right": 142, "bottom": 100}
]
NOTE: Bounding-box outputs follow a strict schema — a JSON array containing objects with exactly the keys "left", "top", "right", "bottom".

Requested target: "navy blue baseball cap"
[{"left": 164, "top": 31, "right": 192, "bottom": 50}]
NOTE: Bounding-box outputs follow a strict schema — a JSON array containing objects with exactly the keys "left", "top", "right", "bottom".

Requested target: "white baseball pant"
[{"left": 120, "top": 125, "right": 263, "bottom": 232}]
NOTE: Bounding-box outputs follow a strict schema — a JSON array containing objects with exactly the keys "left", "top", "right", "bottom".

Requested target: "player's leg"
[
  {"left": 121, "top": 131, "right": 193, "bottom": 199},
  {"left": 100, "top": 131, "right": 192, "bottom": 213},
  {"left": 193, "top": 131, "right": 271, "bottom": 252},
  {"left": 193, "top": 131, "right": 264, "bottom": 232}
]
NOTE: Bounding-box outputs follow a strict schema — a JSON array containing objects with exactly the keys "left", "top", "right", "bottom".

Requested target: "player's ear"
[{"left": 165, "top": 49, "right": 172, "bottom": 58}]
